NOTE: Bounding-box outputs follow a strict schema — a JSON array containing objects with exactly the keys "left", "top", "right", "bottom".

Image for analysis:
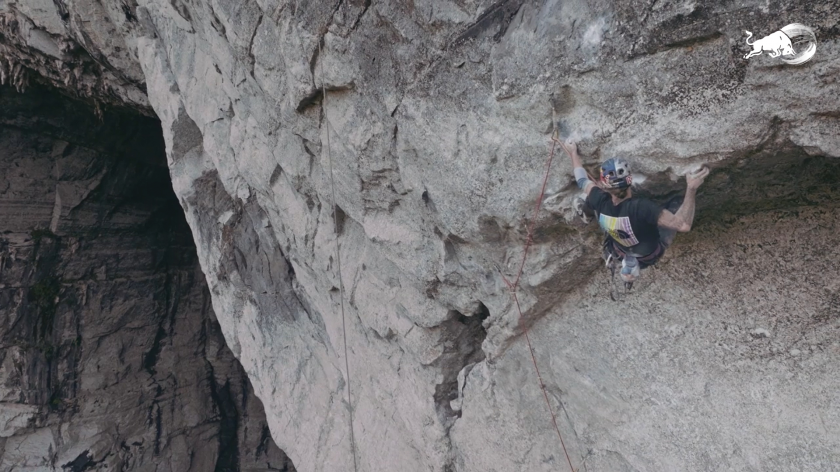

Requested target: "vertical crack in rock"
[
  {"left": 247, "top": 14, "right": 264, "bottom": 78},
  {"left": 325, "top": 0, "right": 346, "bottom": 34},
  {"left": 208, "top": 374, "right": 240, "bottom": 471},
  {"left": 349, "top": 0, "right": 372, "bottom": 32},
  {"left": 142, "top": 323, "right": 166, "bottom": 375},
  {"left": 151, "top": 387, "right": 164, "bottom": 455},
  {"left": 143, "top": 270, "right": 180, "bottom": 377},
  {"left": 308, "top": 34, "right": 322, "bottom": 78},
  {"left": 15, "top": 230, "right": 63, "bottom": 408}
]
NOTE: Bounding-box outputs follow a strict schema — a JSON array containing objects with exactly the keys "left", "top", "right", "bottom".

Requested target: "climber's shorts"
[{"left": 608, "top": 239, "right": 664, "bottom": 269}]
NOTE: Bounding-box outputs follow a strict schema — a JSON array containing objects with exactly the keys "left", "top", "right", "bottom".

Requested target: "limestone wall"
[{"left": 2, "top": 0, "right": 839, "bottom": 470}]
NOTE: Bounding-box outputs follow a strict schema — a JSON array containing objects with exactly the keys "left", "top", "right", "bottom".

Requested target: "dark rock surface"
[{"left": 0, "top": 84, "right": 294, "bottom": 471}]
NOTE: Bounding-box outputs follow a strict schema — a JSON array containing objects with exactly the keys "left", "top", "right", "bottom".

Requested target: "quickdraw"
[
  {"left": 605, "top": 251, "right": 633, "bottom": 302},
  {"left": 602, "top": 237, "right": 633, "bottom": 301}
]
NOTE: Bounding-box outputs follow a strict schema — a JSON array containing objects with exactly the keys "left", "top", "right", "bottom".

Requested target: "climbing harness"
[
  {"left": 603, "top": 236, "right": 668, "bottom": 301},
  {"left": 495, "top": 130, "right": 582, "bottom": 472},
  {"left": 602, "top": 238, "right": 633, "bottom": 302},
  {"left": 604, "top": 247, "right": 633, "bottom": 302},
  {"left": 319, "top": 39, "right": 359, "bottom": 472}
]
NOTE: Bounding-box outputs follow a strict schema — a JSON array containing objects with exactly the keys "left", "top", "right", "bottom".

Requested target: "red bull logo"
[{"left": 743, "top": 24, "right": 817, "bottom": 65}]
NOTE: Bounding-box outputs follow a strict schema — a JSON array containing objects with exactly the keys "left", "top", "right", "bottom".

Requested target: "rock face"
[
  {"left": 4, "top": 0, "right": 840, "bottom": 471},
  {"left": 0, "top": 1, "right": 150, "bottom": 110},
  {"left": 0, "top": 85, "right": 294, "bottom": 471}
]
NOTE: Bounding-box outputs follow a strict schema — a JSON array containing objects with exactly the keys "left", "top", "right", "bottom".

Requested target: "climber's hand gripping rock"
[{"left": 686, "top": 166, "right": 710, "bottom": 190}]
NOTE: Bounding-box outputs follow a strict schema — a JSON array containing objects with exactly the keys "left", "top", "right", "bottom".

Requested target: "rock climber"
[{"left": 559, "top": 139, "right": 710, "bottom": 282}]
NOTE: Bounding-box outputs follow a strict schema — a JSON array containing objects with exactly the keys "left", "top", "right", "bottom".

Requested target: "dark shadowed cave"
[{"left": 0, "top": 84, "right": 296, "bottom": 472}]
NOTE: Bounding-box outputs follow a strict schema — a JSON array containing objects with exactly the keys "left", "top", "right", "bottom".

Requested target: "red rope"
[
  {"left": 510, "top": 139, "right": 557, "bottom": 291},
  {"left": 499, "top": 136, "right": 577, "bottom": 472}
]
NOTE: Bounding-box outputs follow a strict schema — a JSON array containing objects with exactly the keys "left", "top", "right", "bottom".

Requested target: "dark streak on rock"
[
  {"left": 143, "top": 324, "right": 166, "bottom": 375},
  {"left": 62, "top": 450, "right": 95, "bottom": 472},
  {"left": 432, "top": 304, "right": 489, "bottom": 425},
  {"left": 247, "top": 14, "right": 265, "bottom": 77},
  {"left": 153, "top": 398, "right": 163, "bottom": 455},
  {"left": 349, "top": 0, "right": 372, "bottom": 31},
  {"left": 209, "top": 375, "right": 240, "bottom": 472},
  {"left": 170, "top": 0, "right": 192, "bottom": 24},
  {"left": 209, "top": 5, "right": 227, "bottom": 36},
  {"left": 269, "top": 164, "right": 283, "bottom": 187},
  {"left": 255, "top": 425, "right": 272, "bottom": 457},
  {"left": 333, "top": 204, "right": 347, "bottom": 235},
  {"left": 448, "top": 0, "right": 526, "bottom": 49},
  {"left": 122, "top": 2, "right": 137, "bottom": 23},
  {"left": 297, "top": 82, "right": 355, "bottom": 113},
  {"left": 296, "top": 88, "right": 323, "bottom": 113},
  {"left": 661, "top": 31, "right": 723, "bottom": 52}
]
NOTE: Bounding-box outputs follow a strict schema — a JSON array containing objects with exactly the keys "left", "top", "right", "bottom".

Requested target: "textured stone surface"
[
  {"left": 0, "top": 0, "right": 150, "bottom": 110},
  {"left": 0, "top": 85, "right": 294, "bottom": 471},
  {"left": 6, "top": 0, "right": 840, "bottom": 471},
  {"left": 452, "top": 206, "right": 840, "bottom": 471}
]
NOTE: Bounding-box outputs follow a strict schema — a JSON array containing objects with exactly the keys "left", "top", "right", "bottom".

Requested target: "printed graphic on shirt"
[{"left": 599, "top": 213, "right": 639, "bottom": 247}]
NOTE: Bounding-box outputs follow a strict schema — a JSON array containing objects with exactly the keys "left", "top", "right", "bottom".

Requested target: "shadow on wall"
[
  {"left": 0, "top": 84, "right": 296, "bottom": 472},
  {"left": 636, "top": 145, "right": 840, "bottom": 224}
]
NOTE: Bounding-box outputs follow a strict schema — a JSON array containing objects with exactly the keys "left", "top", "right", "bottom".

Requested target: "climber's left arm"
[{"left": 560, "top": 140, "right": 595, "bottom": 196}]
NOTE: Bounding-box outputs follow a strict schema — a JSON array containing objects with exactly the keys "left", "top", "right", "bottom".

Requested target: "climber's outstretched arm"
[
  {"left": 657, "top": 167, "right": 710, "bottom": 232},
  {"left": 559, "top": 140, "right": 595, "bottom": 196},
  {"left": 658, "top": 209, "right": 691, "bottom": 232}
]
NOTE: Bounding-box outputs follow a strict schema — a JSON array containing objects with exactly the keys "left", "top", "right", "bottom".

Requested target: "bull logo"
[
  {"left": 743, "top": 30, "right": 794, "bottom": 58},
  {"left": 743, "top": 24, "right": 817, "bottom": 65}
]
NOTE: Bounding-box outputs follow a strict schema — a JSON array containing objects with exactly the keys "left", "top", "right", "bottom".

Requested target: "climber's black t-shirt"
[{"left": 586, "top": 187, "right": 664, "bottom": 257}]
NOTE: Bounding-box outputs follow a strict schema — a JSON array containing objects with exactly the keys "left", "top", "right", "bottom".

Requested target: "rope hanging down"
[
  {"left": 319, "top": 39, "right": 359, "bottom": 472},
  {"left": 497, "top": 133, "right": 579, "bottom": 472},
  {"left": 318, "top": 26, "right": 571, "bottom": 468}
]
